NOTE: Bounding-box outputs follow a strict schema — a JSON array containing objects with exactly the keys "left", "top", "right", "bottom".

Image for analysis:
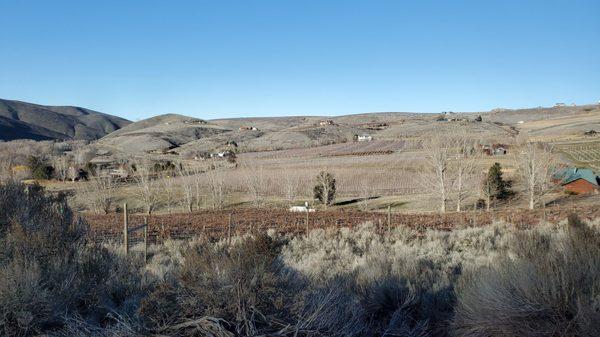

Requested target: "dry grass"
[{"left": 3, "top": 180, "right": 600, "bottom": 336}]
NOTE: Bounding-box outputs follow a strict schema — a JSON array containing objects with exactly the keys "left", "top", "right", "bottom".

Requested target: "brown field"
[
  {"left": 84, "top": 205, "right": 600, "bottom": 244},
  {"left": 5, "top": 104, "right": 599, "bottom": 216}
]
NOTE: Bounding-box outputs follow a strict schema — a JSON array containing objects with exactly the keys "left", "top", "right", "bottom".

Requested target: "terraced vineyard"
[{"left": 555, "top": 140, "right": 600, "bottom": 170}]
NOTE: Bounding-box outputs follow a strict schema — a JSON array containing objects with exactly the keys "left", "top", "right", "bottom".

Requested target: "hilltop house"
[
  {"left": 210, "top": 150, "right": 235, "bottom": 158},
  {"left": 239, "top": 126, "right": 258, "bottom": 131},
  {"left": 553, "top": 167, "right": 600, "bottom": 195}
]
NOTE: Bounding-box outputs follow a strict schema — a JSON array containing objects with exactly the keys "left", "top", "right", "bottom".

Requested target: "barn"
[{"left": 554, "top": 167, "right": 600, "bottom": 195}]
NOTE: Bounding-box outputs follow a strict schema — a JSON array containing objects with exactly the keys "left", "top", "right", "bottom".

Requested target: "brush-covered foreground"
[{"left": 1, "top": 181, "right": 599, "bottom": 337}]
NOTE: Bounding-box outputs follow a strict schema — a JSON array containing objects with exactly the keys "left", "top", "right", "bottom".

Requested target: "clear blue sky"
[{"left": 1, "top": 0, "right": 599, "bottom": 121}]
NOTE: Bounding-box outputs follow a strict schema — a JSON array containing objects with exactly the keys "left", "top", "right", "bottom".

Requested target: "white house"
[
  {"left": 239, "top": 126, "right": 258, "bottom": 131},
  {"left": 357, "top": 135, "right": 373, "bottom": 142}
]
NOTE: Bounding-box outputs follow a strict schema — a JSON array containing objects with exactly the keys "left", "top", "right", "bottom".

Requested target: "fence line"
[{"left": 85, "top": 205, "right": 600, "bottom": 245}]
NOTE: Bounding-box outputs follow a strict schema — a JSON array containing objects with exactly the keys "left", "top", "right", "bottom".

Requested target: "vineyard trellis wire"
[{"left": 85, "top": 206, "right": 600, "bottom": 245}]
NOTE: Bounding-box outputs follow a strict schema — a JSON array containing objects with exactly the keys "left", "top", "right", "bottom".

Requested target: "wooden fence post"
[
  {"left": 123, "top": 203, "right": 129, "bottom": 256},
  {"left": 143, "top": 217, "right": 148, "bottom": 264},
  {"left": 305, "top": 209, "right": 309, "bottom": 235},
  {"left": 228, "top": 213, "right": 232, "bottom": 246},
  {"left": 387, "top": 205, "right": 391, "bottom": 233}
]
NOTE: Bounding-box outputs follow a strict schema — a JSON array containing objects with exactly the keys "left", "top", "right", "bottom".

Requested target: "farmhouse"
[
  {"left": 357, "top": 135, "right": 373, "bottom": 142},
  {"left": 480, "top": 144, "right": 508, "bottom": 156},
  {"left": 239, "top": 126, "right": 258, "bottom": 131},
  {"left": 89, "top": 157, "right": 118, "bottom": 171},
  {"left": 211, "top": 150, "right": 235, "bottom": 158},
  {"left": 319, "top": 120, "right": 335, "bottom": 126},
  {"left": 108, "top": 165, "right": 129, "bottom": 179},
  {"left": 554, "top": 167, "right": 600, "bottom": 195}
]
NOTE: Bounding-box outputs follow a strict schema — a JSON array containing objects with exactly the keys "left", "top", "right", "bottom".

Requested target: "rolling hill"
[
  {"left": 0, "top": 98, "right": 131, "bottom": 141},
  {"left": 97, "top": 114, "right": 232, "bottom": 153},
  {"left": 93, "top": 103, "right": 600, "bottom": 155}
]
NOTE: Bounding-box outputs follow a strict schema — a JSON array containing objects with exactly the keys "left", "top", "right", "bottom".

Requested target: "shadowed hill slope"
[{"left": 0, "top": 98, "right": 131, "bottom": 141}]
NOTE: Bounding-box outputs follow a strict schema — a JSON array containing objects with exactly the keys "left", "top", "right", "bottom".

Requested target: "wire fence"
[{"left": 84, "top": 205, "right": 600, "bottom": 245}]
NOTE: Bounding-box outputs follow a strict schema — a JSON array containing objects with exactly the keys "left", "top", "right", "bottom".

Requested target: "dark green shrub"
[
  {"left": 27, "top": 155, "right": 54, "bottom": 180},
  {"left": 153, "top": 160, "right": 176, "bottom": 173}
]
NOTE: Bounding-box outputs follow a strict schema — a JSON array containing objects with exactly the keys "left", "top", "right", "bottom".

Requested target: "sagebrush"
[{"left": 1, "top": 181, "right": 599, "bottom": 336}]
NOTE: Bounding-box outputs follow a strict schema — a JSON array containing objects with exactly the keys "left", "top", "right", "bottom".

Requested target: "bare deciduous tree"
[
  {"left": 52, "top": 155, "right": 70, "bottom": 182},
  {"left": 71, "top": 143, "right": 96, "bottom": 166},
  {"left": 515, "top": 136, "right": 556, "bottom": 210},
  {"left": 207, "top": 164, "right": 226, "bottom": 210},
  {"left": 83, "top": 175, "right": 116, "bottom": 214},
  {"left": 161, "top": 175, "right": 178, "bottom": 213},
  {"left": 0, "top": 149, "right": 15, "bottom": 184},
  {"left": 243, "top": 163, "right": 266, "bottom": 207},
  {"left": 177, "top": 162, "right": 201, "bottom": 213},
  {"left": 452, "top": 129, "right": 478, "bottom": 212},
  {"left": 132, "top": 157, "right": 161, "bottom": 215},
  {"left": 182, "top": 176, "right": 196, "bottom": 213},
  {"left": 193, "top": 167, "right": 204, "bottom": 211},
  {"left": 421, "top": 130, "right": 453, "bottom": 213},
  {"left": 359, "top": 178, "right": 374, "bottom": 211},
  {"left": 283, "top": 173, "right": 301, "bottom": 206}
]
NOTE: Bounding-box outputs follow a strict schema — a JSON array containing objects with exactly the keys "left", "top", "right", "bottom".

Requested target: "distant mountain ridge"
[{"left": 0, "top": 99, "right": 131, "bottom": 141}]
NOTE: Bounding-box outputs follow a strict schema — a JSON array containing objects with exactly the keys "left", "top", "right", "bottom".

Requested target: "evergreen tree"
[
  {"left": 27, "top": 155, "right": 54, "bottom": 180},
  {"left": 482, "top": 162, "right": 509, "bottom": 210},
  {"left": 313, "top": 171, "right": 336, "bottom": 206}
]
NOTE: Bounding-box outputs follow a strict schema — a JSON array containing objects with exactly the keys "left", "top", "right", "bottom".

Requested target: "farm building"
[
  {"left": 480, "top": 144, "right": 508, "bottom": 156},
  {"left": 357, "top": 135, "right": 373, "bottom": 142},
  {"left": 319, "top": 120, "right": 335, "bottom": 126},
  {"left": 239, "top": 126, "right": 258, "bottom": 131},
  {"left": 554, "top": 167, "right": 600, "bottom": 195},
  {"left": 89, "top": 158, "right": 131, "bottom": 179},
  {"left": 211, "top": 150, "right": 235, "bottom": 158}
]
